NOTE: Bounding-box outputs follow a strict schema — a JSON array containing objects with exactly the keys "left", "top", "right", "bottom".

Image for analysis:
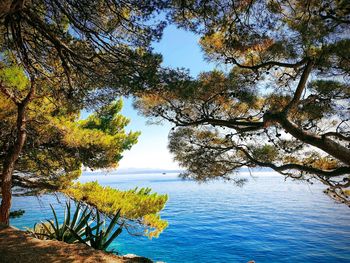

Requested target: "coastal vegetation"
[
  {"left": 28, "top": 202, "right": 95, "bottom": 243},
  {"left": 27, "top": 201, "right": 125, "bottom": 252},
  {"left": 135, "top": 0, "right": 350, "bottom": 205},
  {"left": 0, "top": 0, "right": 167, "bottom": 232},
  {"left": 0, "top": 63, "right": 168, "bottom": 234},
  {"left": 0, "top": 0, "right": 349, "bottom": 259},
  {"left": 71, "top": 207, "right": 123, "bottom": 252},
  {"left": 65, "top": 182, "right": 168, "bottom": 238}
]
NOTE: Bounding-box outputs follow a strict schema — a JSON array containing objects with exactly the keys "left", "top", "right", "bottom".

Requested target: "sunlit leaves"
[
  {"left": 132, "top": 1, "right": 350, "bottom": 207},
  {"left": 135, "top": 69, "right": 261, "bottom": 127},
  {"left": 1, "top": 0, "right": 166, "bottom": 110},
  {"left": 0, "top": 65, "right": 28, "bottom": 91},
  {"left": 200, "top": 31, "right": 226, "bottom": 59},
  {"left": 0, "top": 80, "right": 140, "bottom": 191},
  {"left": 251, "top": 145, "right": 278, "bottom": 163},
  {"left": 309, "top": 80, "right": 350, "bottom": 98},
  {"left": 168, "top": 127, "right": 246, "bottom": 182},
  {"left": 38, "top": 100, "right": 139, "bottom": 170},
  {"left": 64, "top": 182, "right": 168, "bottom": 238}
]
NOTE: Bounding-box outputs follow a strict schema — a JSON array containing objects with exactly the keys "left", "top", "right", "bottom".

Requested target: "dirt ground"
[{"left": 0, "top": 224, "right": 153, "bottom": 263}]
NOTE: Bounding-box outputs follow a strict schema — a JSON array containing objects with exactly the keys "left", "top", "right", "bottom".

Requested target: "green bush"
[
  {"left": 28, "top": 202, "right": 94, "bottom": 243},
  {"left": 70, "top": 209, "right": 123, "bottom": 252},
  {"left": 28, "top": 201, "right": 124, "bottom": 252},
  {"left": 64, "top": 181, "right": 168, "bottom": 238}
]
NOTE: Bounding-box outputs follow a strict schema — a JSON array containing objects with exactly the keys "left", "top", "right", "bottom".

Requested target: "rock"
[{"left": 122, "top": 254, "right": 153, "bottom": 262}]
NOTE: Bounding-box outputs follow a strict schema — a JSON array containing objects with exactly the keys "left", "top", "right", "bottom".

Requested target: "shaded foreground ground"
[{"left": 0, "top": 224, "right": 152, "bottom": 263}]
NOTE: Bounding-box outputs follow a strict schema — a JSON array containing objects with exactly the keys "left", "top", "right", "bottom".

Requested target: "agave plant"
[
  {"left": 71, "top": 208, "right": 124, "bottom": 252},
  {"left": 30, "top": 201, "right": 93, "bottom": 243},
  {"left": 26, "top": 221, "right": 54, "bottom": 240}
]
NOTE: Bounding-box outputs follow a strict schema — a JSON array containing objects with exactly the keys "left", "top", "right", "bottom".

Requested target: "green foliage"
[
  {"left": 0, "top": 65, "right": 28, "bottom": 92},
  {"left": 71, "top": 209, "right": 123, "bottom": 252},
  {"left": 2, "top": 0, "right": 165, "bottom": 98},
  {"left": 134, "top": 0, "right": 350, "bottom": 205},
  {"left": 26, "top": 222, "right": 55, "bottom": 240},
  {"left": 64, "top": 182, "right": 168, "bottom": 238},
  {"left": 0, "top": 0, "right": 166, "bottom": 225},
  {"left": 309, "top": 80, "right": 350, "bottom": 98},
  {"left": 28, "top": 202, "right": 124, "bottom": 252},
  {"left": 43, "top": 100, "right": 141, "bottom": 171},
  {"left": 31, "top": 202, "right": 94, "bottom": 243},
  {"left": 0, "top": 62, "right": 168, "bottom": 235},
  {"left": 0, "top": 0, "right": 170, "bottom": 229},
  {"left": 0, "top": 81, "right": 140, "bottom": 191},
  {"left": 251, "top": 145, "right": 279, "bottom": 163},
  {"left": 82, "top": 100, "right": 129, "bottom": 134}
]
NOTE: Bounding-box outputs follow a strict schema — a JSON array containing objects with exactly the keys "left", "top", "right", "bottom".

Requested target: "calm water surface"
[{"left": 11, "top": 172, "right": 350, "bottom": 263}]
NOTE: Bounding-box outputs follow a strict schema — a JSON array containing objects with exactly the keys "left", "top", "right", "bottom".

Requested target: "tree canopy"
[
  {"left": 0, "top": 63, "right": 168, "bottom": 236},
  {"left": 1, "top": 0, "right": 349, "bottom": 229},
  {"left": 64, "top": 182, "right": 168, "bottom": 238},
  {"left": 135, "top": 0, "right": 350, "bottom": 204},
  {"left": 0, "top": 67, "right": 138, "bottom": 192},
  {"left": 1, "top": 0, "right": 165, "bottom": 99},
  {"left": 0, "top": 0, "right": 168, "bottom": 225}
]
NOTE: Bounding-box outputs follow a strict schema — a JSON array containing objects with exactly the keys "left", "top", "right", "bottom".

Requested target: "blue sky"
[{"left": 117, "top": 25, "right": 218, "bottom": 170}]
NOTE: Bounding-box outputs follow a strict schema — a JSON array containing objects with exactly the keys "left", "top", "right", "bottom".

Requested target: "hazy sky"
[{"left": 117, "top": 25, "right": 218, "bottom": 170}]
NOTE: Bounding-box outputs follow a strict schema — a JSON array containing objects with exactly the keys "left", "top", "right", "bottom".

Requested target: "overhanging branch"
[{"left": 236, "top": 146, "right": 350, "bottom": 178}]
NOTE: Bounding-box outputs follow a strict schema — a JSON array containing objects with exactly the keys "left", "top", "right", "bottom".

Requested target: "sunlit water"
[{"left": 11, "top": 171, "right": 350, "bottom": 263}]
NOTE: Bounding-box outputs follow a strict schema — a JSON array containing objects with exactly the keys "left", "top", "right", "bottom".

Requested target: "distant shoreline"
[
  {"left": 81, "top": 167, "right": 274, "bottom": 176},
  {"left": 82, "top": 169, "right": 183, "bottom": 176}
]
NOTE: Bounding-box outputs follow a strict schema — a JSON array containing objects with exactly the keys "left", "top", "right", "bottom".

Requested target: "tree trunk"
[
  {"left": 0, "top": 104, "right": 28, "bottom": 225},
  {"left": 0, "top": 161, "right": 16, "bottom": 225},
  {"left": 0, "top": 0, "right": 26, "bottom": 18}
]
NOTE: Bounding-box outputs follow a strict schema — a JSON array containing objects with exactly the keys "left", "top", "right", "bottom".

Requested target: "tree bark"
[
  {"left": 0, "top": 103, "right": 28, "bottom": 225},
  {"left": 0, "top": 77, "right": 34, "bottom": 225},
  {"left": 0, "top": 0, "right": 26, "bottom": 19},
  {"left": 262, "top": 112, "right": 350, "bottom": 166},
  {"left": 278, "top": 117, "right": 350, "bottom": 166}
]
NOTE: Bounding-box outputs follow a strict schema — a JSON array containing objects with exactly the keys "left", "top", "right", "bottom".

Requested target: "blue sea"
[{"left": 11, "top": 171, "right": 350, "bottom": 263}]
